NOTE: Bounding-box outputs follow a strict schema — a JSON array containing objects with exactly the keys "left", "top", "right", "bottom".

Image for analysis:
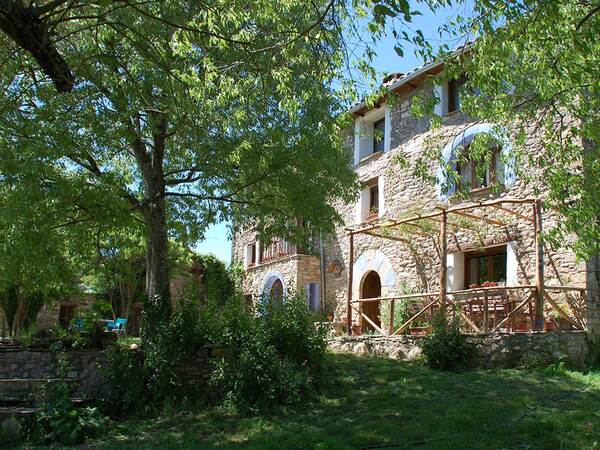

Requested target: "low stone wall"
[
  {"left": 328, "top": 331, "right": 589, "bottom": 369},
  {"left": 0, "top": 343, "right": 232, "bottom": 399},
  {"left": 174, "top": 343, "right": 232, "bottom": 383},
  {"left": 0, "top": 348, "right": 105, "bottom": 396}
]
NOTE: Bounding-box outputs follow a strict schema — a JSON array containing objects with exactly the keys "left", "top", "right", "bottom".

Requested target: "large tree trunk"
[
  {"left": 141, "top": 194, "right": 171, "bottom": 340},
  {"left": 131, "top": 113, "right": 171, "bottom": 344}
]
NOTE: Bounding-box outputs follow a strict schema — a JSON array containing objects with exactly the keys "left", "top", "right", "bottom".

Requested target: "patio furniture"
[
  {"left": 71, "top": 318, "right": 84, "bottom": 332},
  {"left": 112, "top": 318, "right": 127, "bottom": 335}
]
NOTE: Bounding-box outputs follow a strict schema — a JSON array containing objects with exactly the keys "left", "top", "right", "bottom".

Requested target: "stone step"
[
  {"left": 0, "top": 378, "right": 68, "bottom": 402},
  {"left": 0, "top": 406, "right": 38, "bottom": 420}
]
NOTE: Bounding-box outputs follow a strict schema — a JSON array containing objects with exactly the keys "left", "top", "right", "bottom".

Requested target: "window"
[
  {"left": 465, "top": 246, "right": 507, "bottom": 288},
  {"left": 357, "top": 176, "right": 384, "bottom": 223},
  {"left": 368, "top": 179, "right": 379, "bottom": 220},
  {"left": 245, "top": 242, "right": 257, "bottom": 268},
  {"left": 447, "top": 74, "right": 468, "bottom": 113},
  {"left": 373, "top": 118, "right": 385, "bottom": 153},
  {"left": 306, "top": 283, "right": 320, "bottom": 312},
  {"left": 354, "top": 105, "right": 388, "bottom": 163},
  {"left": 457, "top": 145, "right": 501, "bottom": 192}
]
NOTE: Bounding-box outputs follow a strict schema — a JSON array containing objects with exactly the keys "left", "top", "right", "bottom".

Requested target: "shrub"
[
  {"left": 379, "top": 299, "right": 409, "bottom": 333},
  {"left": 0, "top": 418, "right": 22, "bottom": 447},
  {"left": 421, "top": 312, "right": 475, "bottom": 371},
  {"left": 34, "top": 354, "right": 106, "bottom": 445},
  {"left": 101, "top": 345, "right": 146, "bottom": 416},
  {"left": 211, "top": 291, "right": 328, "bottom": 410},
  {"left": 101, "top": 295, "right": 214, "bottom": 414},
  {"left": 102, "top": 290, "right": 327, "bottom": 414}
]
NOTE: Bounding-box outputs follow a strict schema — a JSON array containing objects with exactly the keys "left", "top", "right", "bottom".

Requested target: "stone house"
[{"left": 232, "top": 58, "right": 599, "bottom": 337}]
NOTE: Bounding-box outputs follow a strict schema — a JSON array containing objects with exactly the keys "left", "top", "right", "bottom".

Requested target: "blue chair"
[
  {"left": 113, "top": 318, "right": 127, "bottom": 335},
  {"left": 72, "top": 318, "right": 84, "bottom": 332},
  {"left": 105, "top": 319, "right": 116, "bottom": 331}
]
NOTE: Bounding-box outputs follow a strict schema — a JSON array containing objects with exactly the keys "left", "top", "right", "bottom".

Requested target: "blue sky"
[{"left": 195, "top": 2, "right": 465, "bottom": 265}]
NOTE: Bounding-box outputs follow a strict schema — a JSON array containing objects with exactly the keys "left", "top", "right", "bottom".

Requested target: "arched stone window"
[
  {"left": 261, "top": 272, "right": 286, "bottom": 303},
  {"left": 436, "top": 123, "right": 517, "bottom": 201}
]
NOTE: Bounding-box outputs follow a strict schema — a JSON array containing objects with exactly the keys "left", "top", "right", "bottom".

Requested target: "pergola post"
[
  {"left": 346, "top": 232, "right": 354, "bottom": 335},
  {"left": 439, "top": 210, "right": 448, "bottom": 316},
  {"left": 533, "top": 200, "right": 545, "bottom": 330}
]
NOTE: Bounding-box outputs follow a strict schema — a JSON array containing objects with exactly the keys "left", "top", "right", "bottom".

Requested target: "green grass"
[{"left": 73, "top": 354, "right": 600, "bottom": 449}]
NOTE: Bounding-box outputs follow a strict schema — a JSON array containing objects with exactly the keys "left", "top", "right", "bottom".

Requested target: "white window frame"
[
  {"left": 353, "top": 104, "right": 391, "bottom": 165},
  {"left": 355, "top": 175, "right": 385, "bottom": 224}
]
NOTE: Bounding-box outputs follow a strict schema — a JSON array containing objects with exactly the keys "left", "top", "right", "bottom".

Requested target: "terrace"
[{"left": 344, "top": 197, "right": 587, "bottom": 336}]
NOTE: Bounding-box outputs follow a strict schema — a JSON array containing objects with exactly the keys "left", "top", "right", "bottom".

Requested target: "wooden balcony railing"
[
  {"left": 348, "top": 285, "right": 586, "bottom": 336},
  {"left": 260, "top": 239, "right": 297, "bottom": 263}
]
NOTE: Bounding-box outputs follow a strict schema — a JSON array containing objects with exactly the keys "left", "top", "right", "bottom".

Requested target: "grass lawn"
[{"left": 79, "top": 354, "right": 599, "bottom": 449}]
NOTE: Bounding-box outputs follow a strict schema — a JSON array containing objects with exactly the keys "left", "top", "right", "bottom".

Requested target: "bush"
[
  {"left": 0, "top": 418, "right": 22, "bottom": 447},
  {"left": 211, "top": 292, "right": 328, "bottom": 410},
  {"left": 102, "top": 290, "right": 327, "bottom": 414},
  {"left": 379, "top": 299, "right": 409, "bottom": 333},
  {"left": 34, "top": 354, "right": 106, "bottom": 445},
  {"left": 421, "top": 312, "right": 475, "bottom": 371},
  {"left": 101, "top": 345, "right": 146, "bottom": 416}
]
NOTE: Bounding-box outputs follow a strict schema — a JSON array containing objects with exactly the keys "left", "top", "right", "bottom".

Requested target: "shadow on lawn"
[{"left": 92, "top": 353, "right": 600, "bottom": 450}]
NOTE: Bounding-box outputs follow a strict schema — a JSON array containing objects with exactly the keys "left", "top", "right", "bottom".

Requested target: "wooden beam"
[
  {"left": 346, "top": 233, "right": 354, "bottom": 335},
  {"left": 345, "top": 197, "right": 539, "bottom": 235},
  {"left": 450, "top": 285, "right": 537, "bottom": 295},
  {"left": 349, "top": 211, "right": 443, "bottom": 235},
  {"left": 445, "top": 197, "right": 538, "bottom": 215},
  {"left": 543, "top": 291, "right": 584, "bottom": 330},
  {"left": 392, "top": 299, "right": 438, "bottom": 335},
  {"left": 490, "top": 204, "right": 535, "bottom": 223},
  {"left": 363, "top": 230, "right": 410, "bottom": 242},
  {"left": 351, "top": 304, "right": 385, "bottom": 335},
  {"left": 389, "top": 299, "right": 395, "bottom": 336},
  {"left": 439, "top": 210, "right": 448, "bottom": 312},
  {"left": 483, "top": 290, "right": 489, "bottom": 333},
  {"left": 534, "top": 200, "right": 544, "bottom": 330},
  {"left": 491, "top": 291, "right": 536, "bottom": 333},
  {"left": 350, "top": 292, "right": 440, "bottom": 303},
  {"left": 448, "top": 209, "right": 507, "bottom": 227}
]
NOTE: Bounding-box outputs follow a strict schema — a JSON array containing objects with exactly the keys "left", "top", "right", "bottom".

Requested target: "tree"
[
  {"left": 0, "top": 1, "right": 363, "bottom": 344},
  {"left": 0, "top": 168, "right": 84, "bottom": 335}
]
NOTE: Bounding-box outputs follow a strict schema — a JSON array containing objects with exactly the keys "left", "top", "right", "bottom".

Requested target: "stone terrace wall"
[
  {"left": 0, "top": 344, "right": 231, "bottom": 398},
  {"left": 0, "top": 348, "right": 105, "bottom": 396},
  {"left": 329, "top": 331, "right": 588, "bottom": 369}
]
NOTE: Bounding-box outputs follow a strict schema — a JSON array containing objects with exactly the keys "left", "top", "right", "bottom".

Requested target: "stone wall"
[
  {"left": 0, "top": 348, "right": 105, "bottom": 397},
  {"left": 0, "top": 343, "right": 231, "bottom": 399},
  {"left": 328, "top": 331, "right": 589, "bottom": 369}
]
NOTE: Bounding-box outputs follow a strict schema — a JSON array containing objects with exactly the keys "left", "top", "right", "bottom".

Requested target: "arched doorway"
[
  {"left": 269, "top": 278, "right": 284, "bottom": 301},
  {"left": 361, "top": 271, "right": 381, "bottom": 333}
]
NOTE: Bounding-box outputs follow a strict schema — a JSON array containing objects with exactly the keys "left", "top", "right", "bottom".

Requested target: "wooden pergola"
[{"left": 344, "top": 197, "right": 586, "bottom": 336}]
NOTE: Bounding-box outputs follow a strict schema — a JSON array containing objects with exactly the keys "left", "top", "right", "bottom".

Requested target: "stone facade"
[
  {"left": 232, "top": 225, "right": 322, "bottom": 304},
  {"left": 329, "top": 331, "right": 589, "bottom": 369},
  {"left": 232, "top": 61, "right": 599, "bottom": 335}
]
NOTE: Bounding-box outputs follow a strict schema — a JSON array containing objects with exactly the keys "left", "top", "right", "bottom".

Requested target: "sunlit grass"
[{"left": 74, "top": 354, "right": 600, "bottom": 449}]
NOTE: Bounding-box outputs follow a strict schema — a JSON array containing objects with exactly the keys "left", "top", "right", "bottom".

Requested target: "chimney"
[{"left": 382, "top": 72, "right": 404, "bottom": 87}]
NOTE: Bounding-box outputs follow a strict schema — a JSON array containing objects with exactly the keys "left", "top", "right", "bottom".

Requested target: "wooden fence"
[{"left": 349, "top": 285, "right": 586, "bottom": 336}]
